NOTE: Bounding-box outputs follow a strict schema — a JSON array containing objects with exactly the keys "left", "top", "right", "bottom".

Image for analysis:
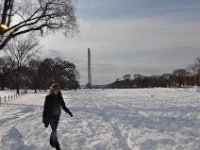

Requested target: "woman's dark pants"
[{"left": 50, "top": 118, "right": 61, "bottom": 150}]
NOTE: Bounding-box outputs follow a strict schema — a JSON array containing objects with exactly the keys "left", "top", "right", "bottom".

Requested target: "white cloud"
[{"left": 40, "top": 15, "right": 200, "bottom": 85}]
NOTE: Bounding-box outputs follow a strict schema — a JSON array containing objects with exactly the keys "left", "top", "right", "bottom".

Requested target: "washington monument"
[{"left": 87, "top": 48, "right": 92, "bottom": 88}]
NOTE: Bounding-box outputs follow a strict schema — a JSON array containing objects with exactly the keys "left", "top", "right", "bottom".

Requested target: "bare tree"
[
  {"left": 0, "top": 56, "right": 12, "bottom": 90},
  {"left": 3, "top": 34, "right": 40, "bottom": 94},
  {"left": 0, "top": 0, "right": 78, "bottom": 50},
  {"left": 189, "top": 57, "right": 200, "bottom": 86},
  {"left": 123, "top": 74, "right": 131, "bottom": 80},
  {"left": 173, "top": 69, "right": 189, "bottom": 87},
  {"left": 162, "top": 73, "right": 171, "bottom": 87},
  {"left": 28, "top": 58, "right": 41, "bottom": 93},
  {"left": 190, "top": 57, "right": 200, "bottom": 72}
]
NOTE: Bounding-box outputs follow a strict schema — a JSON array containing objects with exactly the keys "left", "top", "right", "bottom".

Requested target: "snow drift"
[{"left": 0, "top": 88, "right": 200, "bottom": 150}]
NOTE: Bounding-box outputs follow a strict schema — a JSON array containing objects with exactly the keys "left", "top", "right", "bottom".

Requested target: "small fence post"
[{"left": 0, "top": 93, "right": 21, "bottom": 105}]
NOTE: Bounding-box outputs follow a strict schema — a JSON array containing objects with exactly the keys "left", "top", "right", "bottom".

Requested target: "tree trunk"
[
  {"left": 34, "top": 78, "right": 37, "bottom": 93},
  {"left": 0, "top": 75, "right": 5, "bottom": 90},
  {"left": 197, "top": 73, "right": 200, "bottom": 86},
  {"left": 165, "top": 79, "right": 168, "bottom": 88},
  {"left": 16, "top": 81, "right": 19, "bottom": 94},
  {"left": 16, "top": 67, "right": 20, "bottom": 94}
]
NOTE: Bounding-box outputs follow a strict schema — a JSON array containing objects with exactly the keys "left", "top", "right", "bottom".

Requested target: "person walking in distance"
[{"left": 43, "top": 84, "right": 73, "bottom": 150}]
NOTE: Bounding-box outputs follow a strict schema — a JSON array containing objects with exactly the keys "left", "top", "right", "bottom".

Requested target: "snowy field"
[
  {"left": 0, "top": 88, "right": 200, "bottom": 150},
  {"left": 0, "top": 90, "right": 17, "bottom": 97}
]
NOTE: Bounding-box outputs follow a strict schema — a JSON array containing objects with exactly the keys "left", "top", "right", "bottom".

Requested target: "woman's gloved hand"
[
  {"left": 44, "top": 122, "right": 49, "bottom": 128},
  {"left": 68, "top": 112, "right": 73, "bottom": 117}
]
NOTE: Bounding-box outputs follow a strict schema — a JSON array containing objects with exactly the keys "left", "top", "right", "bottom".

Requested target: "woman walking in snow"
[{"left": 43, "top": 84, "right": 73, "bottom": 150}]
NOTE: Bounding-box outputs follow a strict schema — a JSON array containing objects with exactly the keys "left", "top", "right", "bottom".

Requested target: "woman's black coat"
[{"left": 42, "top": 93, "right": 73, "bottom": 127}]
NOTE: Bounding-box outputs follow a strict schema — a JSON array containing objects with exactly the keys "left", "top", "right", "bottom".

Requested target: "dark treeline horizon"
[
  {"left": 0, "top": 56, "right": 80, "bottom": 93},
  {"left": 107, "top": 57, "right": 200, "bottom": 89}
]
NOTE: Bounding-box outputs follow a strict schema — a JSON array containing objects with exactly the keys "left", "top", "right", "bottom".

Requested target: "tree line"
[
  {"left": 1, "top": 0, "right": 79, "bottom": 93},
  {"left": 0, "top": 34, "right": 80, "bottom": 93},
  {"left": 107, "top": 57, "right": 200, "bottom": 89},
  {"left": 0, "top": 56, "right": 80, "bottom": 92}
]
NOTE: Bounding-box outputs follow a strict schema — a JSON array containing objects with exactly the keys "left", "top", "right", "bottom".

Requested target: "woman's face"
[{"left": 53, "top": 89, "right": 59, "bottom": 95}]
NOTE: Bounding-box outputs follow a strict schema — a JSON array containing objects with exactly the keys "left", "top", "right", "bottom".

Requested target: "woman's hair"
[
  {"left": 49, "top": 83, "right": 60, "bottom": 95},
  {"left": 49, "top": 89, "right": 55, "bottom": 95},
  {"left": 49, "top": 89, "right": 63, "bottom": 99},
  {"left": 49, "top": 83, "right": 64, "bottom": 99}
]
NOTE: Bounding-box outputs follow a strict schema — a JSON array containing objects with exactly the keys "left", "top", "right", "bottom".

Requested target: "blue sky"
[
  {"left": 76, "top": 0, "right": 200, "bottom": 20},
  {"left": 41, "top": 0, "right": 200, "bottom": 85}
]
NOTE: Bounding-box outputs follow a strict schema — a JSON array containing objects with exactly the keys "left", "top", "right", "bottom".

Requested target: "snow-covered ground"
[
  {"left": 0, "top": 90, "right": 17, "bottom": 97},
  {"left": 0, "top": 88, "right": 200, "bottom": 150}
]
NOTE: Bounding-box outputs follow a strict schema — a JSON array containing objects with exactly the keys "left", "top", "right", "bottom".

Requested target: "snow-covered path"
[{"left": 1, "top": 88, "right": 200, "bottom": 150}]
